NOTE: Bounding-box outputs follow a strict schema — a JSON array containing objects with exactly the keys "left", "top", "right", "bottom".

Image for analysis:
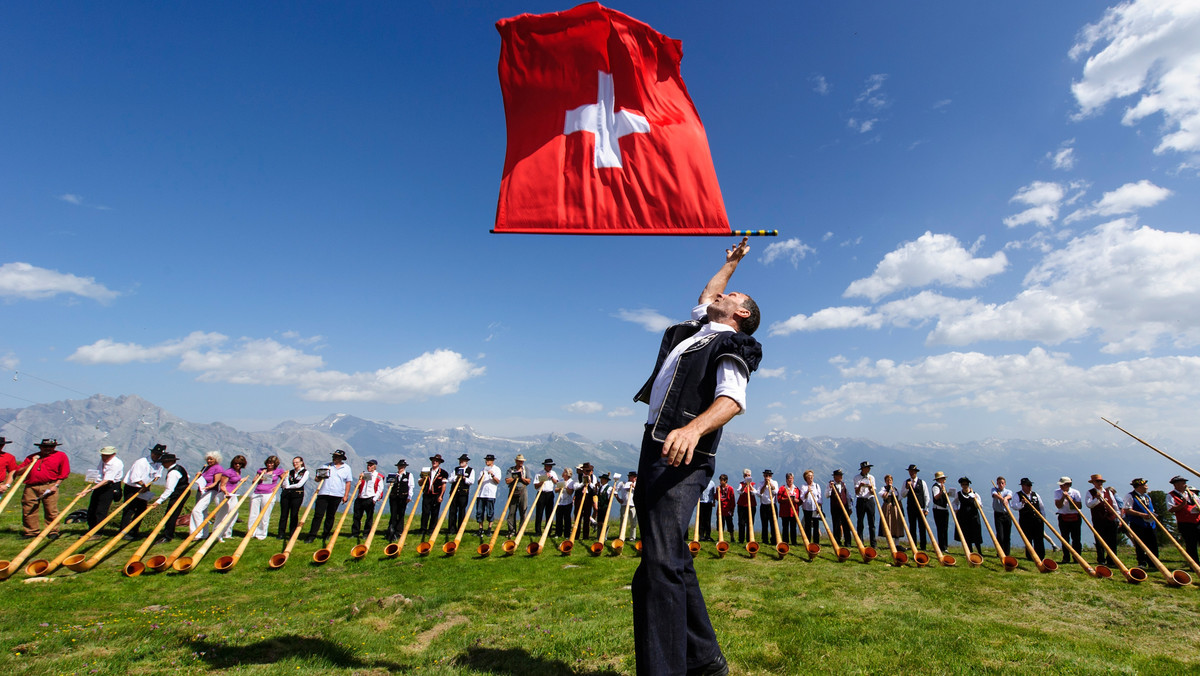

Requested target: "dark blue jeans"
[{"left": 632, "top": 427, "right": 721, "bottom": 676}]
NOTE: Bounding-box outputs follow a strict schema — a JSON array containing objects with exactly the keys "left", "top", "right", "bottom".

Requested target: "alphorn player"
[
  {"left": 1014, "top": 478, "right": 1046, "bottom": 561},
  {"left": 629, "top": 236, "right": 762, "bottom": 676},
  {"left": 1084, "top": 473, "right": 1122, "bottom": 566},
  {"left": 799, "top": 470, "right": 822, "bottom": 545},
  {"left": 758, "top": 469, "right": 778, "bottom": 546},
  {"left": 152, "top": 453, "right": 188, "bottom": 544},
  {"left": 736, "top": 469, "right": 756, "bottom": 543},
  {"left": 621, "top": 471, "right": 639, "bottom": 539},
  {"left": 385, "top": 459, "right": 413, "bottom": 542},
  {"left": 446, "top": 454, "right": 475, "bottom": 535},
  {"left": 699, "top": 475, "right": 716, "bottom": 542},
  {"left": 828, "top": 469, "right": 852, "bottom": 547},
  {"left": 420, "top": 454, "right": 449, "bottom": 536},
  {"left": 1053, "top": 477, "right": 1084, "bottom": 565},
  {"left": 189, "top": 451, "right": 227, "bottom": 540},
  {"left": 575, "top": 462, "right": 598, "bottom": 540},
  {"left": 278, "top": 456, "right": 310, "bottom": 541},
  {"left": 555, "top": 467, "right": 576, "bottom": 538},
  {"left": 1168, "top": 475, "right": 1199, "bottom": 564},
  {"left": 951, "top": 477, "right": 983, "bottom": 555},
  {"left": 86, "top": 446, "right": 124, "bottom": 532},
  {"left": 304, "top": 450, "right": 353, "bottom": 543},
  {"left": 717, "top": 474, "right": 736, "bottom": 540},
  {"left": 118, "top": 443, "right": 165, "bottom": 540},
  {"left": 879, "top": 474, "right": 904, "bottom": 549},
  {"left": 991, "top": 477, "right": 1015, "bottom": 557},
  {"left": 248, "top": 455, "right": 285, "bottom": 540},
  {"left": 900, "top": 464, "right": 929, "bottom": 551},
  {"left": 533, "top": 458, "right": 559, "bottom": 537},
  {"left": 350, "top": 459, "right": 384, "bottom": 538},
  {"left": 16, "top": 439, "right": 71, "bottom": 540},
  {"left": 1124, "top": 478, "right": 1158, "bottom": 569},
  {"left": 778, "top": 473, "right": 800, "bottom": 546},
  {"left": 504, "top": 454, "right": 531, "bottom": 538},
  {"left": 930, "top": 471, "right": 951, "bottom": 552},
  {"left": 854, "top": 461, "right": 877, "bottom": 549},
  {"left": 0, "top": 437, "right": 18, "bottom": 496},
  {"left": 476, "top": 454, "right": 503, "bottom": 537}
]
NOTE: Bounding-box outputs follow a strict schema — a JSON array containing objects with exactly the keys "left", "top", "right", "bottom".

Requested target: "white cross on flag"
[{"left": 494, "top": 3, "right": 730, "bottom": 235}]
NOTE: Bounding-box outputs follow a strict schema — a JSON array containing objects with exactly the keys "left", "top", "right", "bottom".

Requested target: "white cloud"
[
  {"left": 811, "top": 74, "right": 830, "bottom": 95},
  {"left": 1003, "top": 181, "right": 1067, "bottom": 228},
  {"left": 761, "top": 238, "right": 816, "bottom": 267},
  {"left": 804, "top": 347, "right": 1200, "bottom": 435},
  {"left": 757, "top": 367, "right": 787, "bottom": 379},
  {"left": 1070, "top": 0, "right": 1200, "bottom": 154},
  {"left": 1048, "top": 139, "right": 1077, "bottom": 170},
  {"left": 932, "top": 99, "right": 953, "bottom": 110},
  {"left": 769, "top": 305, "right": 882, "bottom": 336},
  {"left": 843, "top": 232, "right": 1007, "bottom": 301},
  {"left": 0, "top": 352, "right": 17, "bottom": 370},
  {"left": 69, "top": 332, "right": 484, "bottom": 402},
  {"left": 614, "top": 308, "right": 673, "bottom": 333},
  {"left": 606, "top": 407, "right": 634, "bottom": 418},
  {"left": 856, "top": 74, "right": 889, "bottom": 109},
  {"left": 848, "top": 117, "right": 877, "bottom": 133},
  {"left": 822, "top": 232, "right": 834, "bottom": 242},
  {"left": 1064, "top": 179, "right": 1172, "bottom": 223},
  {"left": 564, "top": 401, "right": 604, "bottom": 414},
  {"left": 0, "top": 262, "right": 119, "bottom": 302},
  {"left": 764, "top": 414, "right": 788, "bottom": 427},
  {"left": 57, "top": 193, "right": 109, "bottom": 210}
]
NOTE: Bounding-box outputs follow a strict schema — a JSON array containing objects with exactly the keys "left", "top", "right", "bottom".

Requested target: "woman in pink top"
[
  {"left": 249, "top": 456, "right": 286, "bottom": 540},
  {"left": 188, "top": 451, "right": 227, "bottom": 540},
  {"left": 216, "top": 455, "right": 248, "bottom": 541}
]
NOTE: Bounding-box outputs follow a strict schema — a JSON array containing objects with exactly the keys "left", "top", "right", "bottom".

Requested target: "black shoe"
[
  {"left": 688, "top": 653, "right": 728, "bottom": 676},
  {"left": 46, "top": 532, "right": 60, "bottom": 541},
  {"left": 154, "top": 537, "right": 170, "bottom": 545},
  {"left": 303, "top": 536, "right": 315, "bottom": 544},
  {"left": 123, "top": 534, "right": 138, "bottom": 541}
]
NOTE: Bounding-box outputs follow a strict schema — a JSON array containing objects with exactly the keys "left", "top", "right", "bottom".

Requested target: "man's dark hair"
[{"left": 739, "top": 296, "right": 760, "bottom": 336}]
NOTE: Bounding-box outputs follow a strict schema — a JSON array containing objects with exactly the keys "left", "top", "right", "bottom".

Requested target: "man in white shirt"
[
  {"left": 447, "top": 454, "right": 476, "bottom": 535},
  {"left": 87, "top": 446, "right": 125, "bottom": 532},
  {"left": 1053, "top": 477, "right": 1084, "bottom": 565},
  {"left": 385, "top": 459, "right": 415, "bottom": 542},
  {"left": 153, "top": 452, "right": 188, "bottom": 543},
  {"left": 351, "top": 459, "right": 385, "bottom": 538},
  {"left": 900, "top": 464, "right": 930, "bottom": 551},
  {"left": 119, "top": 443, "right": 164, "bottom": 540},
  {"left": 305, "top": 449, "right": 354, "bottom": 543},
  {"left": 758, "top": 469, "right": 778, "bottom": 545},
  {"left": 476, "top": 454, "right": 503, "bottom": 536},
  {"left": 854, "top": 461, "right": 877, "bottom": 548},
  {"left": 616, "top": 471, "right": 639, "bottom": 539},
  {"left": 534, "top": 458, "right": 560, "bottom": 536}
]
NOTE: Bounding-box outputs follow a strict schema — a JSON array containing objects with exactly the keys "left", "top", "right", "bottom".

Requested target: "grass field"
[{"left": 1, "top": 475, "right": 1199, "bottom": 675}]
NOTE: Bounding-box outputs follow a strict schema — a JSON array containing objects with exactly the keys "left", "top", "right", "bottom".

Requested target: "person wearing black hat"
[
  {"left": 1124, "top": 478, "right": 1158, "bottom": 568},
  {"left": 853, "top": 461, "right": 877, "bottom": 549},
  {"left": 475, "top": 454, "right": 503, "bottom": 537},
  {"left": 573, "top": 462, "right": 599, "bottom": 540},
  {"left": 1053, "top": 477, "right": 1084, "bottom": 564},
  {"left": 351, "top": 460, "right": 385, "bottom": 538},
  {"left": 278, "top": 457, "right": 309, "bottom": 540},
  {"left": 420, "top": 454, "right": 449, "bottom": 536},
  {"left": 385, "top": 460, "right": 414, "bottom": 542},
  {"left": 87, "top": 446, "right": 124, "bottom": 533},
  {"left": 828, "top": 469, "right": 852, "bottom": 547},
  {"left": 152, "top": 453, "right": 189, "bottom": 543},
  {"left": 505, "top": 455, "right": 531, "bottom": 537},
  {"left": 900, "top": 464, "right": 930, "bottom": 551},
  {"left": 1167, "top": 475, "right": 1199, "bottom": 564},
  {"left": 951, "top": 478, "right": 983, "bottom": 555},
  {"left": 305, "top": 450, "right": 354, "bottom": 543},
  {"left": 0, "top": 437, "right": 17, "bottom": 496},
  {"left": 1083, "top": 474, "right": 1120, "bottom": 566},
  {"left": 1014, "top": 478, "right": 1046, "bottom": 561},
  {"left": 533, "top": 458, "right": 559, "bottom": 536},
  {"left": 630, "top": 238, "right": 763, "bottom": 676},
  {"left": 118, "top": 443, "right": 166, "bottom": 540},
  {"left": 446, "top": 454, "right": 475, "bottom": 535},
  {"left": 16, "top": 439, "right": 72, "bottom": 539},
  {"left": 758, "top": 469, "right": 778, "bottom": 545}
]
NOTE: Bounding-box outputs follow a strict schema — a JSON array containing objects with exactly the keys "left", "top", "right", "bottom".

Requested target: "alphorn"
[
  {"left": 1022, "top": 498, "right": 1103, "bottom": 578},
  {"left": 313, "top": 477, "right": 363, "bottom": 564},
  {"left": 173, "top": 475, "right": 262, "bottom": 572},
  {"left": 0, "top": 458, "right": 38, "bottom": 519},
  {"left": 215, "top": 476, "right": 286, "bottom": 571},
  {"left": 0, "top": 482, "right": 93, "bottom": 580},
  {"left": 447, "top": 476, "right": 486, "bottom": 555},
  {"left": 830, "top": 489, "right": 875, "bottom": 562},
  {"left": 1001, "top": 487, "right": 1057, "bottom": 573},
  {"left": 1102, "top": 417, "right": 1200, "bottom": 479},
  {"left": 945, "top": 489, "right": 984, "bottom": 566},
  {"left": 973, "top": 492, "right": 1019, "bottom": 571},
  {"left": 744, "top": 492, "right": 758, "bottom": 558},
  {"left": 269, "top": 478, "right": 326, "bottom": 569},
  {"left": 560, "top": 484, "right": 589, "bottom": 555},
  {"left": 26, "top": 489, "right": 144, "bottom": 576},
  {"left": 351, "top": 482, "right": 393, "bottom": 559},
  {"left": 124, "top": 470, "right": 204, "bottom": 576},
  {"left": 482, "top": 474, "right": 520, "bottom": 556},
  {"left": 1099, "top": 495, "right": 1189, "bottom": 586},
  {"left": 418, "top": 475, "right": 461, "bottom": 556},
  {"left": 716, "top": 494, "right": 728, "bottom": 558},
  {"left": 1141, "top": 502, "right": 1200, "bottom": 579},
  {"left": 870, "top": 486, "right": 906, "bottom": 566},
  {"left": 383, "top": 473, "right": 427, "bottom": 558},
  {"left": 147, "top": 478, "right": 248, "bottom": 573},
  {"left": 529, "top": 482, "right": 568, "bottom": 555},
  {"left": 1064, "top": 492, "right": 1145, "bottom": 583},
  {"left": 612, "top": 486, "right": 635, "bottom": 554},
  {"left": 891, "top": 491, "right": 929, "bottom": 566},
  {"left": 769, "top": 492, "right": 788, "bottom": 559},
  {"left": 506, "top": 488, "right": 539, "bottom": 555},
  {"left": 589, "top": 484, "right": 617, "bottom": 556},
  {"left": 66, "top": 499, "right": 161, "bottom": 573},
  {"left": 814, "top": 502, "right": 850, "bottom": 561},
  {"left": 913, "top": 496, "right": 954, "bottom": 566},
  {"left": 688, "top": 498, "right": 703, "bottom": 558},
  {"left": 784, "top": 490, "right": 818, "bottom": 560}
]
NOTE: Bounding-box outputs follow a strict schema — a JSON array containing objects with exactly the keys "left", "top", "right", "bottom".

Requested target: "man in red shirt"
[
  {"left": 16, "top": 439, "right": 72, "bottom": 538},
  {"left": 0, "top": 437, "right": 18, "bottom": 494}
]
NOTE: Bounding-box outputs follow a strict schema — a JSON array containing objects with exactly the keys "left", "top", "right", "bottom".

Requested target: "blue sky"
[{"left": 3, "top": 1, "right": 1200, "bottom": 450}]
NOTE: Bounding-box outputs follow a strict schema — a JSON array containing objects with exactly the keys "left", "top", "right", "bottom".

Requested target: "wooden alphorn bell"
[
  {"left": 768, "top": 489, "right": 788, "bottom": 559},
  {"left": 1100, "top": 494, "right": 1188, "bottom": 586},
  {"left": 417, "top": 474, "right": 460, "bottom": 556},
  {"left": 26, "top": 488, "right": 144, "bottom": 576},
  {"left": 831, "top": 487, "right": 875, "bottom": 562},
  {"left": 870, "top": 485, "right": 906, "bottom": 566},
  {"left": 612, "top": 485, "right": 634, "bottom": 555},
  {"left": 814, "top": 502, "right": 850, "bottom": 561},
  {"left": 891, "top": 491, "right": 928, "bottom": 567},
  {"left": 506, "top": 487, "right": 539, "bottom": 555},
  {"left": 65, "top": 495, "right": 163, "bottom": 574},
  {"left": 589, "top": 482, "right": 617, "bottom": 556},
  {"left": 1142, "top": 502, "right": 1200, "bottom": 580},
  {"left": 215, "top": 476, "right": 287, "bottom": 571},
  {"left": 999, "top": 485, "right": 1056, "bottom": 573},
  {"left": 147, "top": 478, "right": 247, "bottom": 573},
  {"left": 383, "top": 474, "right": 427, "bottom": 558},
  {"left": 482, "top": 474, "right": 520, "bottom": 557},
  {"left": 784, "top": 489, "right": 818, "bottom": 560},
  {"left": 446, "top": 475, "right": 485, "bottom": 555},
  {"left": 529, "top": 482, "right": 568, "bottom": 555},
  {"left": 269, "top": 478, "right": 326, "bottom": 569},
  {"left": 0, "top": 481, "right": 93, "bottom": 580},
  {"left": 744, "top": 489, "right": 758, "bottom": 558},
  {"left": 1064, "top": 492, "right": 1144, "bottom": 583},
  {"left": 173, "top": 476, "right": 261, "bottom": 573},
  {"left": 715, "top": 490, "right": 728, "bottom": 558},
  {"left": 974, "top": 492, "right": 1018, "bottom": 571},
  {"left": 560, "top": 483, "right": 589, "bottom": 555},
  {"left": 351, "top": 482, "right": 393, "bottom": 560},
  {"left": 946, "top": 487, "right": 984, "bottom": 567},
  {"left": 312, "top": 477, "right": 363, "bottom": 565},
  {"left": 1023, "top": 497, "right": 1102, "bottom": 578},
  {"left": 124, "top": 471, "right": 204, "bottom": 577}
]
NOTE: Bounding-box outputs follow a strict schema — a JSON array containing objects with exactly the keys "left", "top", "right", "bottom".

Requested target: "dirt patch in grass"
[{"left": 403, "top": 615, "right": 468, "bottom": 653}]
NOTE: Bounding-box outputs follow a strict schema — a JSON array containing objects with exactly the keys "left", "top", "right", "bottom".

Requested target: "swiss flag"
[{"left": 494, "top": 3, "right": 730, "bottom": 235}]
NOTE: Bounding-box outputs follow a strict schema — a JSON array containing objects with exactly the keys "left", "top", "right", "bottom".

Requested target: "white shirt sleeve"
[{"left": 713, "top": 355, "right": 750, "bottom": 414}]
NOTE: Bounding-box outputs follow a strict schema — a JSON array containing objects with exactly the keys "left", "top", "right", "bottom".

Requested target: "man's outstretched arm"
[{"left": 698, "top": 237, "right": 750, "bottom": 305}]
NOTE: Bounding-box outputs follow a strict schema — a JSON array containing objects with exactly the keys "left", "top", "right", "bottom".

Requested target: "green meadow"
[{"left": 1, "top": 475, "right": 1198, "bottom": 675}]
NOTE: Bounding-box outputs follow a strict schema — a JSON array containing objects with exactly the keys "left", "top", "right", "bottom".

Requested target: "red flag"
[{"left": 494, "top": 3, "right": 730, "bottom": 235}]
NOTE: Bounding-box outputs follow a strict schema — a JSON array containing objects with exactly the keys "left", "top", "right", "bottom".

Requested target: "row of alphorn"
[{"left": 1, "top": 417, "right": 1197, "bottom": 586}]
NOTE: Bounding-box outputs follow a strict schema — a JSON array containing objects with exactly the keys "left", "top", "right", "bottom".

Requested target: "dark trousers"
[
  {"left": 447, "top": 496, "right": 469, "bottom": 535},
  {"left": 994, "top": 511, "right": 1012, "bottom": 555},
  {"left": 534, "top": 492, "right": 555, "bottom": 535},
  {"left": 420, "top": 494, "right": 440, "bottom": 535},
  {"left": 906, "top": 505, "right": 928, "bottom": 549},
  {"left": 351, "top": 496, "right": 376, "bottom": 537},
  {"left": 698, "top": 503, "right": 713, "bottom": 540},
  {"left": 308, "top": 495, "right": 342, "bottom": 539},
  {"left": 87, "top": 483, "right": 120, "bottom": 529},
  {"left": 632, "top": 428, "right": 720, "bottom": 676},
  {"left": 758, "top": 505, "right": 776, "bottom": 545},
  {"left": 933, "top": 509, "right": 950, "bottom": 552},
  {"left": 803, "top": 510, "right": 820, "bottom": 544},
  {"left": 1058, "top": 515, "right": 1082, "bottom": 563},
  {"left": 737, "top": 504, "right": 755, "bottom": 543},
  {"left": 554, "top": 501, "right": 572, "bottom": 537},
  {"left": 508, "top": 491, "right": 527, "bottom": 536},
  {"left": 1019, "top": 514, "right": 1045, "bottom": 560},
  {"left": 830, "top": 502, "right": 852, "bottom": 546},
  {"left": 386, "top": 495, "right": 410, "bottom": 540},
  {"left": 1094, "top": 518, "right": 1119, "bottom": 565},
  {"left": 720, "top": 513, "right": 734, "bottom": 540},
  {"left": 162, "top": 492, "right": 188, "bottom": 540},
  {"left": 119, "top": 485, "right": 151, "bottom": 536},
  {"left": 1130, "top": 522, "right": 1158, "bottom": 567},
  {"left": 780, "top": 513, "right": 798, "bottom": 545},
  {"left": 279, "top": 490, "right": 304, "bottom": 539},
  {"left": 856, "top": 497, "right": 876, "bottom": 546},
  {"left": 577, "top": 496, "right": 595, "bottom": 540},
  {"left": 1177, "top": 521, "right": 1199, "bottom": 564}
]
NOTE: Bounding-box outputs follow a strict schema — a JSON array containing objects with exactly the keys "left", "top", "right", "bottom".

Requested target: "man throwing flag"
[{"left": 631, "top": 238, "right": 762, "bottom": 676}]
